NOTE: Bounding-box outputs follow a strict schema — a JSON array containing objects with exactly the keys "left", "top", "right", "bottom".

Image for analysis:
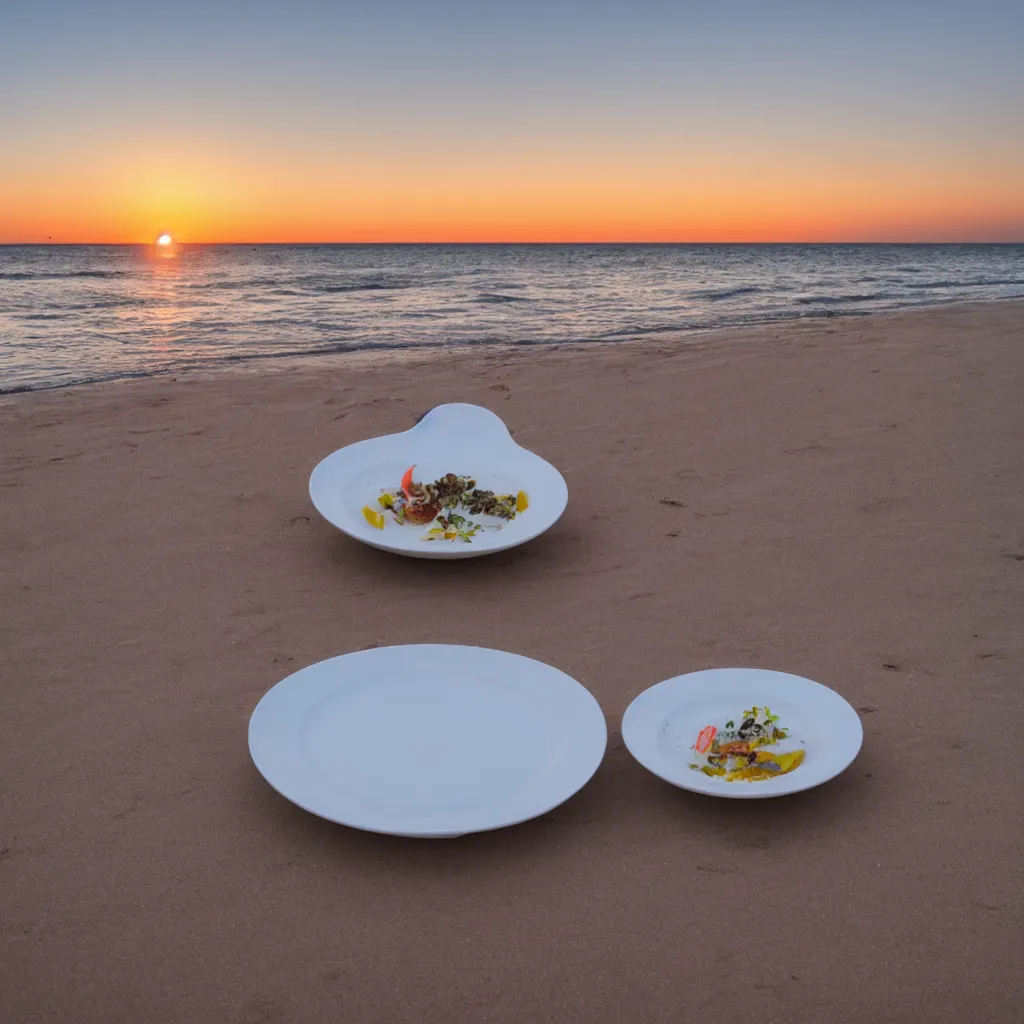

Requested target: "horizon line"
[{"left": 2, "top": 239, "right": 1023, "bottom": 247}]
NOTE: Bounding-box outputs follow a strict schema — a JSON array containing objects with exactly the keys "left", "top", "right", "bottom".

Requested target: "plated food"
[
  {"left": 362, "top": 465, "right": 529, "bottom": 543},
  {"left": 689, "top": 705, "right": 806, "bottom": 782},
  {"left": 309, "top": 402, "right": 566, "bottom": 559},
  {"left": 621, "top": 668, "right": 863, "bottom": 799}
]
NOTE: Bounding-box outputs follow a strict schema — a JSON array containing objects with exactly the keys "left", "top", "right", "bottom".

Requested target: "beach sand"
[{"left": 2, "top": 300, "right": 1023, "bottom": 1023}]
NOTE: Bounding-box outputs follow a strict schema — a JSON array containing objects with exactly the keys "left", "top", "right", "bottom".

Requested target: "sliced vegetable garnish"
[
  {"left": 422, "top": 512, "right": 484, "bottom": 542},
  {"left": 362, "top": 505, "right": 385, "bottom": 530},
  {"left": 694, "top": 725, "right": 717, "bottom": 754},
  {"left": 400, "top": 465, "right": 416, "bottom": 500}
]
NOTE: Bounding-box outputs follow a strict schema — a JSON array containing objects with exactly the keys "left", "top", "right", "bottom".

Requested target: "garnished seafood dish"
[
  {"left": 361, "top": 466, "right": 528, "bottom": 543},
  {"left": 689, "top": 706, "right": 805, "bottom": 782}
]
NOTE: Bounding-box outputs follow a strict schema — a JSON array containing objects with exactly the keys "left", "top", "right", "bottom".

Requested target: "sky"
[{"left": 1, "top": 0, "right": 1022, "bottom": 243}]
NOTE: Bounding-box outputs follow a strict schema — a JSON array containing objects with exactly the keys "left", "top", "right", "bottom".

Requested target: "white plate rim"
[
  {"left": 621, "top": 667, "right": 864, "bottom": 799},
  {"left": 308, "top": 403, "right": 568, "bottom": 559},
  {"left": 248, "top": 643, "right": 608, "bottom": 836}
]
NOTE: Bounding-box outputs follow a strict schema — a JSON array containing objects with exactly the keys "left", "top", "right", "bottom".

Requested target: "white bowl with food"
[
  {"left": 622, "top": 668, "right": 863, "bottom": 799},
  {"left": 309, "top": 403, "right": 568, "bottom": 559}
]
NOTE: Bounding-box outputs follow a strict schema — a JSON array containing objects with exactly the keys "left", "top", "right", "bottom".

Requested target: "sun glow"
[{"left": 156, "top": 233, "right": 172, "bottom": 246}]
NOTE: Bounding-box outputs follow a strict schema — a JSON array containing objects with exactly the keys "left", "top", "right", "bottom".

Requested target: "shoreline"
[{"left": 3, "top": 294, "right": 1023, "bottom": 399}]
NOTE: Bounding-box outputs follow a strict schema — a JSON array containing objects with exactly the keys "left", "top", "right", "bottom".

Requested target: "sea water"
[{"left": 1, "top": 243, "right": 1021, "bottom": 393}]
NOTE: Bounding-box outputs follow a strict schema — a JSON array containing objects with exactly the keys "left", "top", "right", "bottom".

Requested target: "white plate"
[
  {"left": 622, "top": 668, "right": 863, "bottom": 799},
  {"left": 309, "top": 403, "right": 568, "bottom": 559},
  {"left": 248, "top": 644, "right": 607, "bottom": 837}
]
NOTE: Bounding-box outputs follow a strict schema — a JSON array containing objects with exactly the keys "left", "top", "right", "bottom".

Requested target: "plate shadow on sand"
[
  {"left": 313, "top": 514, "right": 578, "bottom": 583},
  {"left": 238, "top": 719, "right": 880, "bottom": 868}
]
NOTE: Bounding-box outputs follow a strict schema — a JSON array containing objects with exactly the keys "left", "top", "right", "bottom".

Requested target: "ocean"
[{"left": 1, "top": 243, "right": 1022, "bottom": 394}]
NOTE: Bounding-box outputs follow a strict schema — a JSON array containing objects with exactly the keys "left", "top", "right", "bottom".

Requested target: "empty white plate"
[
  {"left": 248, "top": 644, "right": 607, "bottom": 836},
  {"left": 622, "top": 668, "right": 863, "bottom": 799},
  {"left": 309, "top": 403, "right": 568, "bottom": 558}
]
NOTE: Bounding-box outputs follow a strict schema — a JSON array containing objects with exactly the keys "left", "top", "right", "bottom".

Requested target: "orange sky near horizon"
[
  {"left": 3, "top": 144, "right": 1022, "bottom": 244},
  {"left": 4, "top": 2, "right": 1022, "bottom": 245}
]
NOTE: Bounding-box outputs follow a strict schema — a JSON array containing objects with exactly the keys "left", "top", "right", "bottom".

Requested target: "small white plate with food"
[
  {"left": 248, "top": 644, "right": 608, "bottom": 837},
  {"left": 622, "top": 668, "right": 863, "bottom": 799},
  {"left": 309, "top": 403, "right": 568, "bottom": 559}
]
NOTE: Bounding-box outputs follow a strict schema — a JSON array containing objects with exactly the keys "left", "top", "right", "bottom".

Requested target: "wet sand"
[{"left": 2, "top": 300, "right": 1023, "bottom": 1023}]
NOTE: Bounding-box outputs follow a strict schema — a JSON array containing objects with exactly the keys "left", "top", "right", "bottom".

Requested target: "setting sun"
[{"left": 157, "top": 234, "right": 172, "bottom": 246}]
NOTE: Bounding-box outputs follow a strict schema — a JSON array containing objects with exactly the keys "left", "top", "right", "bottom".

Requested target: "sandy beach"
[{"left": 2, "top": 300, "right": 1022, "bottom": 1023}]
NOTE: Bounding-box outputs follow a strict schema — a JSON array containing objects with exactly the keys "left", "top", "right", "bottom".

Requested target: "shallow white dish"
[
  {"left": 622, "top": 668, "right": 863, "bottom": 799},
  {"left": 248, "top": 644, "right": 607, "bottom": 837},
  {"left": 309, "top": 403, "right": 568, "bottom": 559}
]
